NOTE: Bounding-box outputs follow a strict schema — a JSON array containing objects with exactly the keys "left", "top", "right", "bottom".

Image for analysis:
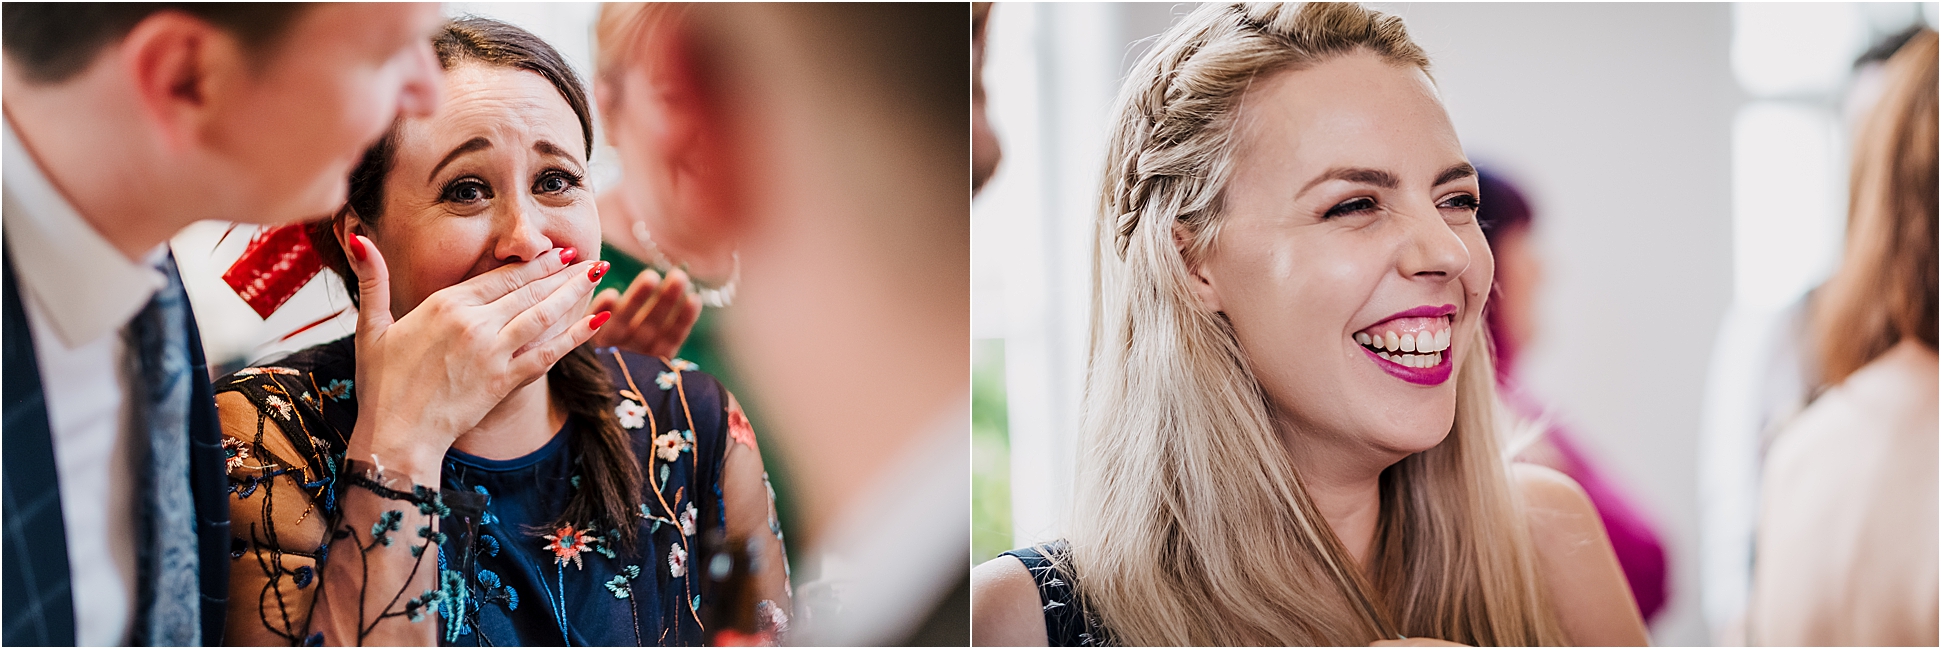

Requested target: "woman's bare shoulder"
[
  {"left": 1510, "top": 462, "right": 1649, "bottom": 646},
  {"left": 971, "top": 554, "right": 1049, "bottom": 646}
]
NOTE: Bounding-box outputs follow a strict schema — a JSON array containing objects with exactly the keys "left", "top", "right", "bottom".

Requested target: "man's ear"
[
  {"left": 1177, "top": 222, "right": 1223, "bottom": 313},
  {"left": 116, "top": 10, "right": 244, "bottom": 153},
  {"left": 632, "top": 15, "right": 742, "bottom": 243}
]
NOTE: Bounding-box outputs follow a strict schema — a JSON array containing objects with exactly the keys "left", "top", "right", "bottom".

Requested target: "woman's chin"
[{"left": 1366, "top": 411, "right": 1457, "bottom": 457}]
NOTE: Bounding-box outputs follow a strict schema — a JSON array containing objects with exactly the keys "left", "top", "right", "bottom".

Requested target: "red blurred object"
[
  {"left": 708, "top": 629, "right": 774, "bottom": 647},
  {"left": 223, "top": 223, "right": 325, "bottom": 319}
]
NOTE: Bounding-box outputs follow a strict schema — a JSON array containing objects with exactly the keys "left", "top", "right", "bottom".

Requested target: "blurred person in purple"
[{"left": 1476, "top": 168, "right": 1670, "bottom": 624}]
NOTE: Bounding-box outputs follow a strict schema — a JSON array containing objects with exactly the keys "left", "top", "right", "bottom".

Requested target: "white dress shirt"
[
  {"left": 4, "top": 118, "right": 165, "bottom": 646},
  {"left": 796, "top": 401, "right": 971, "bottom": 645}
]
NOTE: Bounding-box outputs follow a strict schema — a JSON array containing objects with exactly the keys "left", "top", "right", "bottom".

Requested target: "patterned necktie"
[{"left": 125, "top": 254, "right": 200, "bottom": 646}]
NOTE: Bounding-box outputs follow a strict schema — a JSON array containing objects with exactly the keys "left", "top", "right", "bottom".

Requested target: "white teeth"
[
  {"left": 1401, "top": 354, "right": 1416, "bottom": 367},
  {"left": 1411, "top": 354, "right": 1426, "bottom": 368},
  {"left": 1360, "top": 327, "right": 1451, "bottom": 355},
  {"left": 1378, "top": 351, "right": 1392, "bottom": 361}
]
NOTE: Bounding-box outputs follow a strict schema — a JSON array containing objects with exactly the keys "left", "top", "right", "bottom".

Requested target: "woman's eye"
[
  {"left": 443, "top": 179, "right": 491, "bottom": 204},
  {"left": 535, "top": 171, "right": 580, "bottom": 195},
  {"left": 1324, "top": 197, "right": 1377, "bottom": 219},
  {"left": 1439, "top": 193, "right": 1480, "bottom": 211}
]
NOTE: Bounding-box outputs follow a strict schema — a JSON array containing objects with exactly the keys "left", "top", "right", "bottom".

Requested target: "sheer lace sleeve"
[
  {"left": 219, "top": 391, "right": 330, "bottom": 645},
  {"left": 216, "top": 372, "right": 467, "bottom": 646},
  {"left": 719, "top": 391, "right": 794, "bottom": 642}
]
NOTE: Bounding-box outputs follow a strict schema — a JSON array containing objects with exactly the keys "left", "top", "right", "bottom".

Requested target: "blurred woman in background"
[
  {"left": 971, "top": 3, "right": 1645, "bottom": 645},
  {"left": 1746, "top": 28, "right": 1936, "bottom": 647},
  {"left": 1475, "top": 169, "right": 1670, "bottom": 624}
]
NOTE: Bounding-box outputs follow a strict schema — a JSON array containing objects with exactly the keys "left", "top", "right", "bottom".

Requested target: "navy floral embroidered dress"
[{"left": 215, "top": 337, "right": 786, "bottom": 645}]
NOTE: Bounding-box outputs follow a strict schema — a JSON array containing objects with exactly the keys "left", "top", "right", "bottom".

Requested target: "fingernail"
[
  {"left": 558, "top": 247, "right": 577, "bottom": 265},
  {"left": 587, "top": 260, "right": 610, "bottom": 282},
  {"left": 348, "top": 236, "right": 367, "bottom": 262},
  {"left": 589, "top": 311, "right": 612, "bottom": 330}
]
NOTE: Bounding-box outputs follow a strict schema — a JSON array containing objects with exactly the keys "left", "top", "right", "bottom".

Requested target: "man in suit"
[{"left": 1, "top": 5, "right": 444, "bottom": 644}]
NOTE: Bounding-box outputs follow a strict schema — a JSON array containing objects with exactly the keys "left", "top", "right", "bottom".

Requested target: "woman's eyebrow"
[
  {"left": 1297, "top": 167, "right": 1398, "bottom": 199},
  {"left": 428, "top": 136, "right": 493, "bottom": 182},
  {"left": 1434, "top": 162, "right": 1477, "bottom": 187},
  {"left": 532, "top": 140, "right": 573, "bottom": 160},
  {"left": 531, "top": 140, "right": 585, "bottom": 172}
]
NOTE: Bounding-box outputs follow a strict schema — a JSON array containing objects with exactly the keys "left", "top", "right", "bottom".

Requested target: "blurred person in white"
[
  {"left": 970, "top": 3, "right": 1644, "bottom": 646},
  {"left": 596, "top": 3, "right": 970, "bottom": 645},
  {"left": 0, "top": 4, "right": 443, "bottom": 645},
  {"left": 1744, "top": 28, "right": 1937, "bottom": 647},
  {"left": 1697, "top": 25, "right": 1935, "bottom": 643}
]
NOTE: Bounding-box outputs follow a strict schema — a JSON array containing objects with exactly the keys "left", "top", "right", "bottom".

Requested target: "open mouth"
[{"left": 1353, "top": 305, "right": 1455, "bottom": 385}]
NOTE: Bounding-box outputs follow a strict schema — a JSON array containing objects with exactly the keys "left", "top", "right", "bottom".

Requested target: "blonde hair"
[
  {"left": 1812, "top": 29, "right": 1938, "bottom": 385},
  {"left": 592, "top": 3, "right": 689, "bottom": 124},
  {"left": 1069, "top": 3, "right": 1565, "bottom": 645}
]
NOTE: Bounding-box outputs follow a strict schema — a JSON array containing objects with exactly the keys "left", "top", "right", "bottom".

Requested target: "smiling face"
[
  {"left": 1194, "top": 50, "right": 1490, "bottom": 460},
  {"left": 360, "top": 63, "right": 599, "bottom": 317}
]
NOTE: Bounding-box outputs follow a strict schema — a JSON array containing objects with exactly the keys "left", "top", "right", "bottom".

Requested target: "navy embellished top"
[{"left": 213, "top": 337, "right": 790, "bottom": 646}]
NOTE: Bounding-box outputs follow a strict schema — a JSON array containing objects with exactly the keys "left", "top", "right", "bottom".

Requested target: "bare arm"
[
  {"left": 971, "top": 555, "right": 1049, "bottom": 646},
  {"left": 1513, "top": 463, "right": 1650, "bottom": 646}
]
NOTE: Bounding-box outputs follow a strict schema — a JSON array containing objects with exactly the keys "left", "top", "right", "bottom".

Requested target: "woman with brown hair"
[
  {"left": 971, "top": 3, "right": 1645, "bottom": 646},
  {"left": 1745, "top": 28, "right": 1937, "bottom": 647},
  {"left": 215, "top": 17, "right": 789, "bottom": 646}
]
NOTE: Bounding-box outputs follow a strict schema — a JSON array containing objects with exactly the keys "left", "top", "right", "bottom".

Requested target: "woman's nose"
[
  {"left": 492, "top": 201, "right": 554, "bottom": 263},
  {"left": 1397, "top": 207, "right": 1471, "bottom": 280}
]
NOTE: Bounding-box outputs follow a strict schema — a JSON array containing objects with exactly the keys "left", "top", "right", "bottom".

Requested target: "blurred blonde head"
[
  {"left": 1814, "top": 29, "right": 1937, "bottom": 385},
  {"left": 1073, "top": 3, "right": 1564, "bottom": 644}
]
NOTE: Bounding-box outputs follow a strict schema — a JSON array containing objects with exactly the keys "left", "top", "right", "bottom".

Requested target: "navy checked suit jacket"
[{"left": 1, "top": 252, "right": 230, "bottom": 645}]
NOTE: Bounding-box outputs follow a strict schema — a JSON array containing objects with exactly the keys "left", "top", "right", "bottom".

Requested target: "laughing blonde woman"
[{"left": 970, "top": 3, "right": 1647, "bottom": 646}]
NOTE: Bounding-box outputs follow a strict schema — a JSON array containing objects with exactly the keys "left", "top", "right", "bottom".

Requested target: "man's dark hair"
[{"left": 2, "top": 3, "right": 310, "bottom": 84}]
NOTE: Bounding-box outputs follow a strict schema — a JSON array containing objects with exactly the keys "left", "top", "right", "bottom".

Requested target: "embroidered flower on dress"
[
  {"left": 668, "top": 544, "right": 688, "bottom": 578},
  {"left": 679, "top": 503, "right": 697, "bottom": 537},
  {"left": 669, "top": 358, "right": 698, "bottom": 372},
  {"left": 655, "top": 371, "right": 679, "bottom": 390},
  {"left": 221, "top": 437, "right": 251, "bottom": 472},
  {"left": 542, "top": 523, "right": 592, "bottom": 570},
  {"left": 653, "top": 430, "right": 691, "bottom": 462},
  {"left": 757, "top": 599, "right": 790, "bottom": 636},
  {"left": 263, "top": 394, "right": 294, "bottom": 420},
  {"left": 727, "top": 402, "right": 758, "bottom": 452},
  {"left": 615, "top": 399, "right": 647, "bottom": 429},
  {"left": 320, "top": 379, "right": 353, "bottom": 401},
  {"left": 235, "top": 366, "right": 300, "bottom": 376}
]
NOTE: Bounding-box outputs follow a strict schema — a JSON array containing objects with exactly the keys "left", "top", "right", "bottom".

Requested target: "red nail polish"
[
  {"left": 558, "top": 247, "right": 577, "bottom": 265},
  {"left": 589, "top": 311, "right": 612, "bottom": 330},
  {"left": 348, "top": 236, "right": 366, "bottom": 262},
  {"left": 588, "top": 260, "right": 610, "bottom": 282}
]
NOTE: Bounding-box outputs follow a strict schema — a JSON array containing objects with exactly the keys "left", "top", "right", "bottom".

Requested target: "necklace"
[{"left": 631, "top": 220, "right": 739, "bottom": 308}]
